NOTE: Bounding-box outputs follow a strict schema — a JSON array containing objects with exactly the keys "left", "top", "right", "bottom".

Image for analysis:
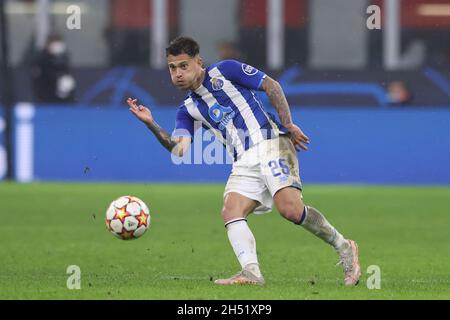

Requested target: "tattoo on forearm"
[
  {"left": 266, "top": 80, "right": 292, "bottom": 126},
  {"left": 147, "top": 122, "right": 177, "bottom": 152}
]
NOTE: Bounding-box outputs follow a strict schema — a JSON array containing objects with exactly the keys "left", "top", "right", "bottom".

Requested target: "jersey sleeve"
[
  {"left": 172, "top": 105, "right": 195, "bottom": 139},
  {"left": 216, "top": 60, "right": 267, "bottom": 90}
]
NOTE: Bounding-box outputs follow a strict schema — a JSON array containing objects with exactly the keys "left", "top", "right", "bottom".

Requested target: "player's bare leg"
[
  {"left": 214, "top": 192, "right": 265, "bottom": 285},
  {"left": 274, "top": 187, "right": 361, "bottom": 286}
]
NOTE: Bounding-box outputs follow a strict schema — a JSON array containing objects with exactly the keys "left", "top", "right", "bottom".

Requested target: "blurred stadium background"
[
  {"left": 0, "top": 0, "right": 450, "bottom": 299},
  {"left": 0, "top": 0, "right": 449, "bottom": 183}
]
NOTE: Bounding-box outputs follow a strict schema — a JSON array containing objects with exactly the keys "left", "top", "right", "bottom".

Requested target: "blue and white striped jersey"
[{"left": 173, "top": 60, "right": 287, "bottom": 161}]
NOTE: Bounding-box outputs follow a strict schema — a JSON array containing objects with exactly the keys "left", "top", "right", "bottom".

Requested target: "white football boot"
[
  {"left": 337, "top": 239, "right": 361, "bottom": 286},
  {"left": 214, "top": 268, "right": 265, "bottom": 286}
]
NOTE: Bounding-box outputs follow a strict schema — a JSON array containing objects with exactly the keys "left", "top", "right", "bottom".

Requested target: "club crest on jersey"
[
  {"left": 242, "top": 64, "right": 258, "bottom": 76},
  {"left": 211, "top": 77, "right": 224, "bottom": 91}
]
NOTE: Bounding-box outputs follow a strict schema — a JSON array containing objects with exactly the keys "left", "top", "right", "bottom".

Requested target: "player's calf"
[
  {"left": 296, "top": 206, "right": 347, "bottom": 251},
  {"left": 296, "top": 206, "right": 361, "bottom": 286}
]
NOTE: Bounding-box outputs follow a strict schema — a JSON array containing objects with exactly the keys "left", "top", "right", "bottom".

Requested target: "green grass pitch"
[{"left": 1, "top": 182, "right": 449, "bottom": 299}]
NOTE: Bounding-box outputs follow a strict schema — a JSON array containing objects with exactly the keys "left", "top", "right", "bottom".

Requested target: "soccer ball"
[{"left": 105, "top": 196, "right": 151, "bottom": 240}]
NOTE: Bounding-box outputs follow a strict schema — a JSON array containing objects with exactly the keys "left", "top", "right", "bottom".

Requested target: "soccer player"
[{"left": 127, "top": 37, "right": 361, "bottom": 286}]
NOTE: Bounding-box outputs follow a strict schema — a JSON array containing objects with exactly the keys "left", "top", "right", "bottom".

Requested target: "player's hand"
[
  {"left": 285, "top": 123, "right": 310, "bottom": 151},
  {"left": 127, "top": 98, "right": 154, "bottom": 125}
]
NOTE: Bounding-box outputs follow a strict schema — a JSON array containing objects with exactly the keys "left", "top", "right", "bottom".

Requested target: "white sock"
[
  {"left": 225, "top": 218, "right": 261, "bottom": 277},
  {"left": 300, "top": 206, "right": 347, "bottom": 252}
]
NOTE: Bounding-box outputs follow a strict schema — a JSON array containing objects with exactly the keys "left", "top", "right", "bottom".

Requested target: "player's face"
[{"left": 167, "top": 54, "right": 203, "bottom": 90}]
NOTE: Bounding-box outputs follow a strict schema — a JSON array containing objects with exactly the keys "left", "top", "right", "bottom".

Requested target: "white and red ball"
[{"left": 105, "top": 196, "right": 150, "bottom": 240}]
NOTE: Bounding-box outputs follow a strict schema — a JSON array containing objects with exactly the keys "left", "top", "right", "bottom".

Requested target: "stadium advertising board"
[
  {"left": 14, "top": 104, "right": 450, "bottom": 184},
  {"left": 0, "top": 107, "right": 6, "bottom": 180}
]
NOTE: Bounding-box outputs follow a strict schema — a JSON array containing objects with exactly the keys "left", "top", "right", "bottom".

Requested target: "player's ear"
[{"left": 196, "top": 55, "right": 204, "bottom": 67}]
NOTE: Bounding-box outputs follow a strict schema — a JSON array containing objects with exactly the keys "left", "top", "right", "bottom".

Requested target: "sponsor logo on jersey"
[
  {"left": 211, "top": 77, "right": 224, "bottom": 91},
  {"left": 242, "top": 64, "right": 258, "bottom": 76},
  {"left": 208, "top": 103, "right": 235, "bottom": 130}
]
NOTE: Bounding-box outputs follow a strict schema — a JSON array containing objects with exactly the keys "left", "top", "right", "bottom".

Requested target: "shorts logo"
[
  {"left": 211, "top": 77, "right": 224, "bottom": 91},
  {"left": 242, "top": 64, "right": 258, "bottom": 76}
]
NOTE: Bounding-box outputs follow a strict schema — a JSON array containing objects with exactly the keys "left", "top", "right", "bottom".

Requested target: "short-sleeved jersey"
[{"left": 173, "top": 59, "right": 287, "bottom": 161}]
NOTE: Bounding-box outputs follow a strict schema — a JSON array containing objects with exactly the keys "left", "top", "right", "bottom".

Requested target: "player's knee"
[
  {"left": 221, "top": 205, "right": 246, "bottom": 223},
  {"left": 278, "top": 201, "right": 305, "bottom": 223}
]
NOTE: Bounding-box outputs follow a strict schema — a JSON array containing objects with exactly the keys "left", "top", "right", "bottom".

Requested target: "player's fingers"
[
  {"left": 299, "top": 142, "right": 308, "bottom": 151},
  {"left": 299, "top": 132, "right": 310, "bottom": 143},
  {"left": 129, "top": 105, "right": 141, "bottom": 114},
  {"left": 291, "top": 138, "right": 301, "bottom": 152},
  {"left": 293, "top": 138, "right": 308, "bottom": 151},
  {"left": 293, "top": 135, "right": 305, "bottom": 146},
  {"left": 127, "top": 98, "right": 139, "bottom": 109},
  {"left": 296, "top": 135, "right": 309, "bottom": 145},
  {"left": 297, "top": 143, "right": 308, "bottom": 151},
  {"left": 127, "top": 100, "right": 137, "bottom": 109}
]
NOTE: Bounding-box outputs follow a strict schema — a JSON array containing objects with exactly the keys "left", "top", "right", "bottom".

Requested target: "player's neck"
[{"left": 191, "top": 69, "right": 206, "bottom": 91}]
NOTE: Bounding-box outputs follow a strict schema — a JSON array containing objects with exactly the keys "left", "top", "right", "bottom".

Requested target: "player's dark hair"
[{"left": 165, "top": 37, "right": 200, "bottom": 57}]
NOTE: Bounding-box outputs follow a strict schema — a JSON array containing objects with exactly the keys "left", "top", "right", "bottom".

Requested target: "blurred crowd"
[
  {"left": 13, "top": 0, "right": 449, "bottom": 105},
  {"left": 31, "top": 34, "right": 76, "bottom": 103}
]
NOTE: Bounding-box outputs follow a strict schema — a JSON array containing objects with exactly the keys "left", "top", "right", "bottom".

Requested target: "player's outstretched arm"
[
  {"left": 127, "top": 98, "right": 190, "bottom": 157},
  {"left": 261, "top": 77, "right": 310, "bottom": 151}
]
